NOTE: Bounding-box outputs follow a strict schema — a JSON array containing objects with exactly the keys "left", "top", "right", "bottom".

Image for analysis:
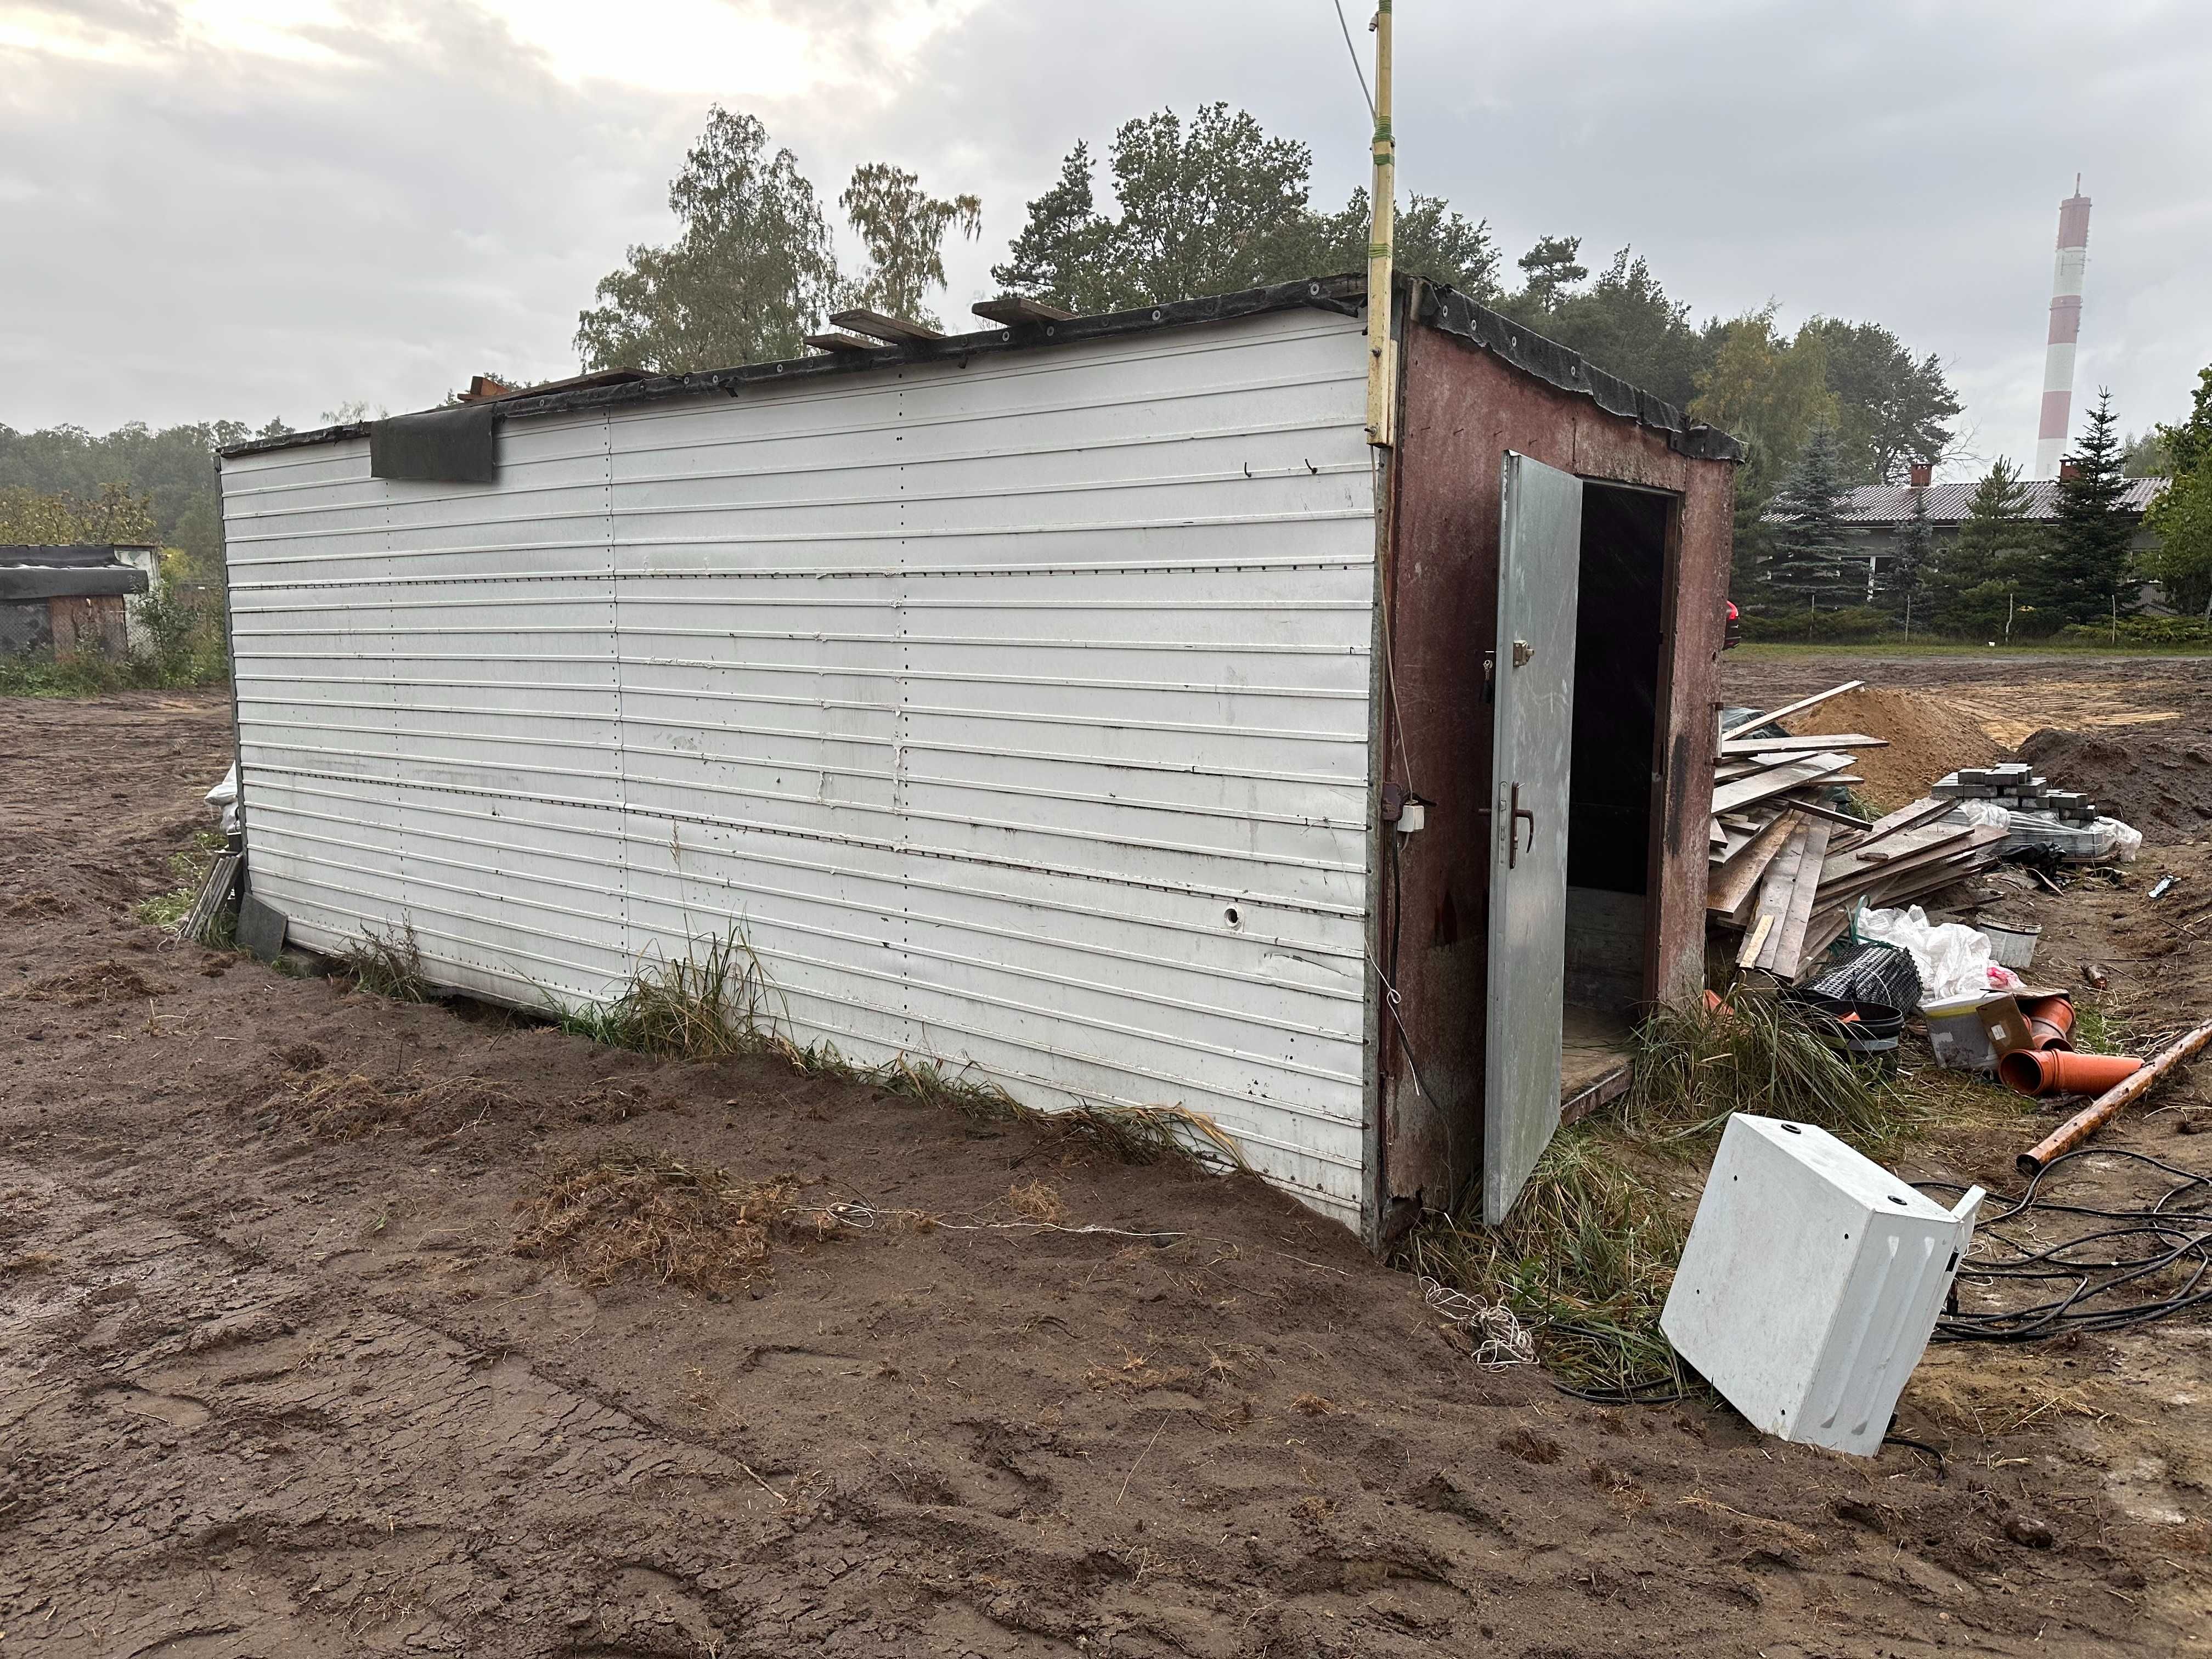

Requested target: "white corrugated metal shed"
[{"left": 222, "top": 304, "right": 1379, "bottom": 1225}]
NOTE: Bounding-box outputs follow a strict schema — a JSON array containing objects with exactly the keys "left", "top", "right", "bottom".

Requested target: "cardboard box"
[
  {"left": 1978, "top": 995, "right": 2035, "bottom": 1060},
  {"left": 1926, "top": 993, "right": 2002, "bottom": 1069},
  {"left": 1923, "top": 986, "right": 2068, "bottom": 1071}
]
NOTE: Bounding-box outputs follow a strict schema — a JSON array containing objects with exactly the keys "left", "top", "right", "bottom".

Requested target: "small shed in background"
[
  {"left": 217, "top": 274, "right": 1737, "bottom": 1244},
  {"left": 1, "top": 545, "right": 155, "bottom": 658}
]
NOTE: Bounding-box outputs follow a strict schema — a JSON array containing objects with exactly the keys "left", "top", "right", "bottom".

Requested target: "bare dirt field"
[{"left": 4, "top": 665, "right": 2210, "bottom": 1657}]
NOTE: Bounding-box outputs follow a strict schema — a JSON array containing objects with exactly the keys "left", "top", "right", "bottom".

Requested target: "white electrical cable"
[
  {"left": 1421, "top": 1276, "right": 1538, "bottom": 1368},
  {"left": 1331, "top": 0, "right": 1378, "bottom": 120}
]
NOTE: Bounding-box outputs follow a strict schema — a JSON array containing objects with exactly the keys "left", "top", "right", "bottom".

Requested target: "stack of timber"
[{"left": 1708, "top": 682, "right": 2011, "bottom": 982}]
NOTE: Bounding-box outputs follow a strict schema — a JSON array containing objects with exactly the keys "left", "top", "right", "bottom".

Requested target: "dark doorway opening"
[{"left": 1561, "top": 482, "right": 1673, "bottom": 1101}]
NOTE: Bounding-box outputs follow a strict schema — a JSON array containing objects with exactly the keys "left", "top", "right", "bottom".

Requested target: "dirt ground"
[{"left": 3, "top": 666, "right": 2210, "bottom": 1657}]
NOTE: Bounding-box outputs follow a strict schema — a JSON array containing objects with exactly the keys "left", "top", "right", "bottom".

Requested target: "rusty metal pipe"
[{"left": 2017, "top": 1016, "right": 2212, "bottom": 1176}]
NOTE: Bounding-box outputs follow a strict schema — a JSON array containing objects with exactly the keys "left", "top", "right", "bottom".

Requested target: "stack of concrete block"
[{"left": 1933, "top": 764, "right": 2098, "bottom": 824}]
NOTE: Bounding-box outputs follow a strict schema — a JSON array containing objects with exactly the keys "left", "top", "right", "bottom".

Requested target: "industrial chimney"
[{"left": 2034, "top": 178, "right": 2092, "bottom": 479}]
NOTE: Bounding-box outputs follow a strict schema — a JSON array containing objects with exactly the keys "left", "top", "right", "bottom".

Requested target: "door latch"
[
  {"left": 1506, "top": 782, "right": 1537, "bottom": 868},
  {"left": 1511, "top": 639, "right": 1534, "bottom": 669}
]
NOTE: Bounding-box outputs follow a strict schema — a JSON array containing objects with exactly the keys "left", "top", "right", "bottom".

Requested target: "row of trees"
[
  {"left": 1761, "top": 373, "right": 2207, "bottom": 640},
  {"left": 66, "top": 102, "right": 2212, "bottom": 644},
  {"left": 579, "top": 104, "right": 1962, "bottom": 508},
  {"left": 0, "top": 418, "right": 292, "bottom": 579}
]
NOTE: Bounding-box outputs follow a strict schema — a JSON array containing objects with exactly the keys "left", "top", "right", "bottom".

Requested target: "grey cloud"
[{"left": 2, "top": 0, "right": 2206, "bottom": 466}]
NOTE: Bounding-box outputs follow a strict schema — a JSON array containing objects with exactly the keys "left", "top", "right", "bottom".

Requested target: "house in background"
[
  {"left": 1804, "top": 462, "right": 2169, "bottom": 608},
  {"left": 0, "top": 545, "right": 157, "bottom": 657}
]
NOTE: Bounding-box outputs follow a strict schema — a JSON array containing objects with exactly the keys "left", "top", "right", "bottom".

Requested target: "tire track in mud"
[{"left": 0, "top": 1156, "right": 882, "bottom": 1655}]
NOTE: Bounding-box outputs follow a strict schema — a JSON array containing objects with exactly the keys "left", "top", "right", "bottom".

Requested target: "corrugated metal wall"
[{"left": 222, "top": 308, "right": 1379, "bottom": 1225}]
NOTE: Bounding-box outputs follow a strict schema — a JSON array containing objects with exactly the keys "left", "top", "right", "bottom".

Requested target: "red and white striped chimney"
[{"left": 2034, "top": 178, "right": 2092, "bottom": 479}]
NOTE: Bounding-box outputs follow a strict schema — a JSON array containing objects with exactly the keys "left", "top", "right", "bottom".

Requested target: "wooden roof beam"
[
  {"left": 972, "top": 295, "right": 1078, "bottom": 326},
  {"left": 803, "top": 332, "right": 878, "bottom": 354},
  {"left": 827, "top": 308, "right": 944, "bottom": 343}
]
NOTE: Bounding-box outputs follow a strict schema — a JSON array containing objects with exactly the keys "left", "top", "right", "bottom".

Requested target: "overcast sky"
[{"left": 4, "top": 0, "right": 2207, "bottom": 475}]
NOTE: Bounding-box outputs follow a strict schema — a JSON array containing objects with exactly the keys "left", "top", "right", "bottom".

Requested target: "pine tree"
[
  {"left": 2040, "top": 390, "right": 2137, "bottom": 624},
  {"left": 1926, "top": 459, "right": 2038, "bottom": 639},
  {"left": 1885, "top": 476, "right": 1934, "bottom": 629},
  {"left": 1765, "top": 426, "right": 1858, "bottom": 608}
]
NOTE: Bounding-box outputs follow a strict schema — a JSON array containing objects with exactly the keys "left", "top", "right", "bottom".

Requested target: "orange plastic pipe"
[
  {"left": 1998, "top": 1046, "right": 2141, "bottom": 1097},
  {"left": 2017, "top": 1017, "right": 2212, "bottom": 1175},
  {"left": 2018, "top": 994, "right": 2075, "bottom": 1039}
]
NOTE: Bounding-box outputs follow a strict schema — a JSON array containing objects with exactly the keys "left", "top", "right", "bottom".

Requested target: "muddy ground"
[{"left": 3, "top": 658, "right": 2210, "bottom": 1657}]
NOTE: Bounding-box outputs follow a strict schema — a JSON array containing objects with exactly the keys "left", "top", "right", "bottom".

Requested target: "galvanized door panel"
[{"left": 1484, "top": 453, "right": 1585, "bottom": 1224}]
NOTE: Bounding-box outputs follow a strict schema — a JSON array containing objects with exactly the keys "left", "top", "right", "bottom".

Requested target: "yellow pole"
[{"left": 1364, "top": 1, "right": 1396, "bottom": 447}]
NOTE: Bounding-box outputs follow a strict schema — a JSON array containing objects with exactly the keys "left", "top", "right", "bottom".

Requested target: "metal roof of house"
[
  {"left": 0, "top": 544, "right": 157, "bottom": 567},
  {"left": 221, "top": 274, "right": 1743, "bottom": 465},
  {"left": 0, "top": 546, "right": 150, "bottom": 601},
  {"left": 1815, "top": 477, "right": 2168, "bottom": 527}
]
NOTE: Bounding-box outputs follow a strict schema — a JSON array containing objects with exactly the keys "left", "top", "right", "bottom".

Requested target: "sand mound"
[
  {"left": 2019, "top": 728, "right": 2212, "bottom": 842},
  {"left": 1781, "top": 686, "right": 2006, "bottom": 812}
]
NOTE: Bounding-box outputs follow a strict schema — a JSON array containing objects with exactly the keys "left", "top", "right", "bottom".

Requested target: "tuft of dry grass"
[
  {"left": 1007, "top": 1180, "right": 1065, "bottom": 1223},
  {"left": 512, "top": 1144, "right": 808, "bottom": 1297},
  {"left": 554, "top": 930, "right": 1250, "bottom": 1176},
  {"left": 134, "top": 830, "right": 228, "bottom": 932},
  {"left": 272, "top": 1069, "right": 524, "bottom": 1141},
  {"left": 1628, "top": 991, "right": 1921, "bottom": 1154},
  {"left": 13, "top": 958, "right": 172, "bottom": 1006},
  {"left": 339, "top": 923, "right": 431, "bottom": 1002}
]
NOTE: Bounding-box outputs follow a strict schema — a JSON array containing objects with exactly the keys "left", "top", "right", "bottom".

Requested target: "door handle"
[{"left": 1508, "top": 782, "right": 1536, "bottom": 868}]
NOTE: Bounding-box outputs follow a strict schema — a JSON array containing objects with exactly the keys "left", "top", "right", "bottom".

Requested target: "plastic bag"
[
  {"left": 1852, "top": 904, "right": 2020, "bottom": 1006},
  {"left": 1948, "top": 799, "right": 2012, "bottom": 831},
  {"left": 2100, "top": 817, "right": 2142, "bottom": 862},
  {"left": 204, "top": 764, "right": 239, "bottom": 837}
]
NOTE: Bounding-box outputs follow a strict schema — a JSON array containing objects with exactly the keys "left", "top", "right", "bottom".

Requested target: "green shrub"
[
  {"left": 2058, "top": 614, "right": 2212, "bottom": 647},
  {"left": 1737, "top": 603, "right": 1892, "bottom": 643},
  {"left": 0, "top": 572, "right": 229, "bottom": 696}
]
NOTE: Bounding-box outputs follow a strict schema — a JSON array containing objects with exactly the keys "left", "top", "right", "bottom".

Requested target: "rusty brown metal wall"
[{"left": 1373, "top": 314, "right": 1732, "bottom": 1217}]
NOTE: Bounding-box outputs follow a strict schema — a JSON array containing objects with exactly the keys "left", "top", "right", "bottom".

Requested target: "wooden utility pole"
[{"left": 1364, "top": 2, "right": 1396, "bottom": 448}]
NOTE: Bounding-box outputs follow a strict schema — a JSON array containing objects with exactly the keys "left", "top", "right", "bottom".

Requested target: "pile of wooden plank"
[{"left": 1708, "top": 682, "right": 2012, "bottom": 983}]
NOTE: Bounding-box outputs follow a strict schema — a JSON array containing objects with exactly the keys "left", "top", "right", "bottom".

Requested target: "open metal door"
[{"left": 1483, "top": 452, "right": 1584, "bottom": 1223}]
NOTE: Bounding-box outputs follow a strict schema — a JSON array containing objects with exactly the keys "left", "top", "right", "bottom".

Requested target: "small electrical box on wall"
[{"left": 1379, "top": 782, "right": 1427, "bottom": 835}]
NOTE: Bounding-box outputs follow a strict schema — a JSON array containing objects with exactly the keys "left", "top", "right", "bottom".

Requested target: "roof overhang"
[
  {"left": 0, "top": 566, "right": 149, "bottom": 601},
  {"left": 222, "top": 272, "right": 1743, "bottom": 465}
]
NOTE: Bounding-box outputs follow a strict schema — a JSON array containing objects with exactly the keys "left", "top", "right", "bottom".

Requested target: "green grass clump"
[
  {"left": 1397, "top": 994, "right": 1927, "bottom": 1396},
  {"left": 134, "top": 830, "right": 227, "bottom": 930},
  {"left": 2067, "top": 999, "right": 2136, "bottom": 1057},
  {"left": 1627, "top": 991, "right": 1921, "bottom": 1154},
  {"left": 338, "top": 923, "right": 431, "bottom": 1002},
  {"left": 554, "top": 932, "right": 769, "bottom": 1060},
  {"left": 1397, "top": 1124, "right": 1687, "bottom": 1395}
]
